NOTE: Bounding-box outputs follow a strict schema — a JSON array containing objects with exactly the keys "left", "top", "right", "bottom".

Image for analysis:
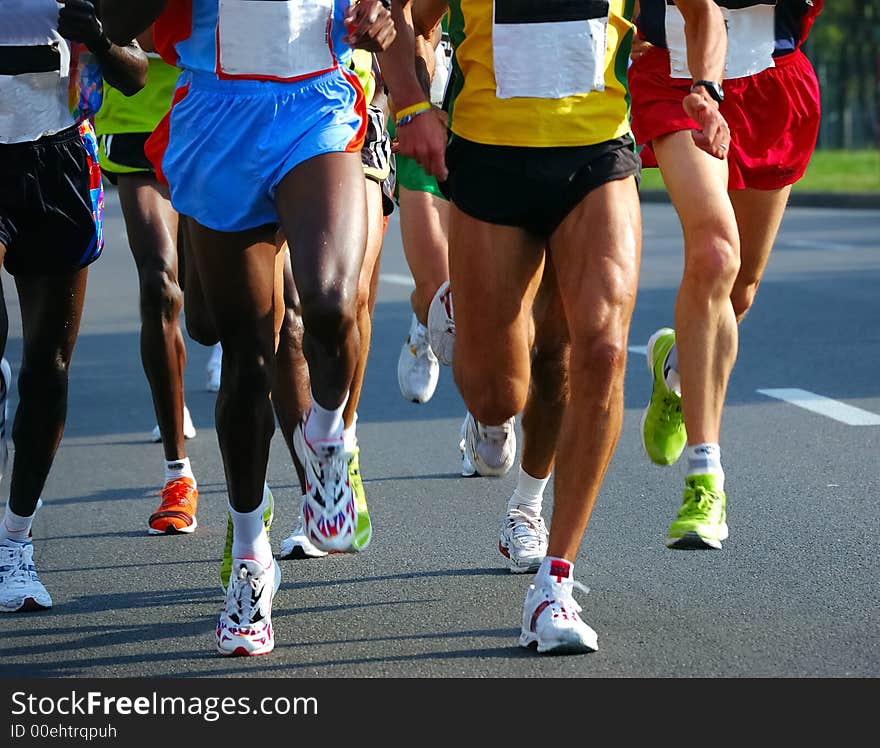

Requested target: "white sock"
[
  {"left": 305, "top": 391, "right": 349, "bottom": 443},
  {"left": 535, "top": 556, "right": 572, "bottom": 585},
  {"left": 686, "top": 443, "right": 724, "bottom": 487},
  {"left": 664, "top": 343, "right": 681, "bottom": 396},
  {"left": 229, "top": 500, "right": 272, "bottom": 567},
  {"left": 164, "top": 457, "right": 195, "bottom": 485},
  {"left": 343, "top": 412, "right": 358, "bottom": 452},
  {"left": 508, "top": 467, "right": 550, "bottom": 518},
  {"left": 1, "top": 504, "right": 37, "bottom": 543}
]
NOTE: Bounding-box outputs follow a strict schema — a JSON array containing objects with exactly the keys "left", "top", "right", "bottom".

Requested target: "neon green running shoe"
[
  {"left": 641, "top": 327, "right": 687, "bottom": 466},
  {"left": 666, "top": 474, "right": 728, "bottom": 550},
  {"left": 348, "top": 447, "right": 372, "bottom": 551},
  {"left": 220, "top": 482, "right": 274, "bottom": 590}
]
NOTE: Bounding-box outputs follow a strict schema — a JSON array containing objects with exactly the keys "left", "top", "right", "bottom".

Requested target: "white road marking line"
[
  {"left": 380, "top": 273, "right": 415, "bottom": 287},
  {"left": 628, "top": 345, "right": 647, "bottom": 356},
  {"left": 757, "top": 389, "right": 880, "bottom": 426},
  {"left": 779, "top": 239, "right": 862, "bottom": 251}
]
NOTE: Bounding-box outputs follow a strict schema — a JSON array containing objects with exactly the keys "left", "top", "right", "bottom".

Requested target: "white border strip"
[{"left": 757, "top": 388, "right": 880, "bottom": 426}]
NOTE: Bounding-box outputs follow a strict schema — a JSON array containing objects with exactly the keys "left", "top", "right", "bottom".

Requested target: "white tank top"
[{"left": 0, "top": 0, "right": 75, "bottom": 144}]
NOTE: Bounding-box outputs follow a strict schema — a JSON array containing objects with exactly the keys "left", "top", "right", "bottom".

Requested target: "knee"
[
  {"left": 299, "top": 287, "right": 357, "bottom": 343},
  {"left": 18, "top": 355, "right": 69, "bottom": 404},
  {"left": 682, "top": 226, "right": 740, "bottom": 294},
  {"left": 139, "top": 264, "right": 182, "bottom": 322},
  {"left": 218, "top": 343, "right": 273, "bottom": 397},
  {"left": 458, "top": 368, "right": 526, "bottom": 425},
  {"left": 568, "top": 335, "right": 627, "bottom": 397}
]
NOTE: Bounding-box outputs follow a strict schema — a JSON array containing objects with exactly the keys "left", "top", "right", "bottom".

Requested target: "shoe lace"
[
  {"left": 478, "top": 419, "right": 513, "bottom": 445},
  {"left": 226, "top": 564, "right": 264, "bottom": 626},
  {"left": 159, "top": 479, "right": 194, "bottom": 509},
  {"left": 657, "top": 391, "right": 682, "bottom": 423},
  {"left": 507, "top": 510, "right": 546, "bottom": 551},
  {"left": 311, "top": 445, "right": 351, "bottom": 510},
  {"left": 548, "top": 578, "right": 591, "bottom": 616},
  {"left": 0, "top": 543, "right": 36, "bottom": 588},
  {"left": 682, "top": 484, "right": 721, "bottom": 520}
]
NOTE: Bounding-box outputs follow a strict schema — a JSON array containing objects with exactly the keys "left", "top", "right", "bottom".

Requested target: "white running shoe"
[
  {"left": 459, "top": 412, "right": 517, "bottom": 477},
  {"left": 216, "top": 557, "right": 281, "bottom": 657},
  {"left": 519, "top": 559, "right": 598, "bottom": 654},
  {"left": 277, "top": 498, "right": 329, "bottom": 559},
  {"left": 150, "top": 405, "right": 197, "bottom": 443},
  {"left": 293, "top": 418, "right": 356, "bottom": 553},
  {"left": 0, "top": 358, "right": 10, "bottom": 485},
  {"left": 206, "top": 343, "right": 222, "bottom": 393},
  {"left": 427, "top": 280, "right": 455, "bottom": 366},
  {"left": 499, "top": 509, "right": 549, "bottom": 573},
  {"left": 398, "top": 314, "right": 439, "bottom": 404},
  {"left": 0, "top": 539, "right": 52, "bottom": 613}
]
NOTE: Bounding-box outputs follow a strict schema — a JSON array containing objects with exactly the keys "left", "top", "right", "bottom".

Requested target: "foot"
[
  {"left": 277, "top": 505, "right": 329, "bottom": 560},
  {"left": 398, "top": 313, "right": 439, "bottom": 404},
  {"left": 0, "top": 539, "right": 52, "bottom": 613},
  {"left": 151, "top": 405, "right": 197, "bottom": 443},
  {"left": 148, "top": 476, "right": 198, "bottom": 534},
  {"left": 293, "top": 420, "right": 357, "bottom": 553},
  {"left": 215, "top": 557, "right": 280, "bottom": 657},
  {"left": 427, "top": 280, "right": 455, "bottom": 366},
  {"left": 206, "top": 344, "right": 222, "bottom": 393},
  {"left": 459, "top": 412, "right": 516, "bottom": 477},
  {"left": 519, "top": 559, "right": 597, "bottom": 654},
  {"left": 641, "top": 328, "right": 686, "bottom": 465},
  {"left": 220, "top": 483, "right": 274, "bottom": 590},
  {"left": 499, "top": 508, "right": 548, "bottom": 573},
  {"left": 666, "top": 474, "right": 729, "bottom": 550}
]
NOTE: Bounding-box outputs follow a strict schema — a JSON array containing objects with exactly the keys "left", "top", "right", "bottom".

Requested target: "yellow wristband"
[{"left": 394, "top": 100, "right": 432, "bottom": 123}]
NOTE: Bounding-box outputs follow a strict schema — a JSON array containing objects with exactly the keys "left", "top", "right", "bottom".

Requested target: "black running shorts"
[
  {"left": 0, "top": 122, "right": 104, "bottom": 276},
  {"left": 442, "top": 134, "right": 641, "bottom": 237}
]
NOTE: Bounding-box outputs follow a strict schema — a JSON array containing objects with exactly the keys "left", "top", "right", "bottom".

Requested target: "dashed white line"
[{"left": 757, "top": 388, "right": 880, "bottom": 426}]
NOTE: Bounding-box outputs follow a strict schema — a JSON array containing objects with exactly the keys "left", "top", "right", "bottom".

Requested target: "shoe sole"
[
  {"left": 519, "top": 632, "right": 598, "bottom": 655},
  {"left": 217, "top": 642, "right": 274, "bottom": 657},
  {"left": 665, "top": 526, "right": 728, "bottom": 551},
  {"left": 276, "top": 545, "right": 327, "bottom": 560},
  {"left": 3, "top": 597, "right": 52, "bottom": 613},
  {"left": 148, "top": 516, "right": 198, "bottom": 535}
]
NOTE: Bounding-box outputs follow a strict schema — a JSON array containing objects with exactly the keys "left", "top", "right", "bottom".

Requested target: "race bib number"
[
  {"left": 217, "top": 0, "right": 335, "bottom": 80},
  {"left": 666, "top": 1, "right": 776, "bottom": 80},
  {"left": 492, "top": 0, "right": 609, "bottom": 99}
]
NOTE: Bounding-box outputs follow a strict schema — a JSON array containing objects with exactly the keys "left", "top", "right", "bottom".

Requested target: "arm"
[
  {"left": 378, "top": 0, "right": 449, "bottom": 179},
  {"left": 672, "top": 0, "right": 730, "bottom": 159},
  {"left": 58, "top": 0, "right": 147, "bottom": 95}
]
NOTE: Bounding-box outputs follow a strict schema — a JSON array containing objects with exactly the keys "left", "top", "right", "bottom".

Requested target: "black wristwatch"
[{"left": 691, "top": 80, "right": 724, "bottom": 104}]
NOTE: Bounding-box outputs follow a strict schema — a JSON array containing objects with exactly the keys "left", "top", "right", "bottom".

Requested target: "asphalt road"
[{"left": 1, "top": 191, "right": 877, "bottom": 678}]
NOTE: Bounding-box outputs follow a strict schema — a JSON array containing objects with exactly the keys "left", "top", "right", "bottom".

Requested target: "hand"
[
  {"left": 343, "top": 0, "right": 396, "bottom": 53},
  {"left": 392, "top": 107, "right": 448, "bottom": 181},
  {"left": 630, "top": 35, "right": 653, "bottom": 63},
  {"left": 58, "top": 0, "right": 111, "bottom": 53},
  {"left": 682, "top": 90, "right": 730, "bottom": 160}
]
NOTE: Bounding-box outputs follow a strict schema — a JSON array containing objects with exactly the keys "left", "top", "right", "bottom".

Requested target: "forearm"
[
  {"left": 101, "top": 0, "right": 168, "bottom": 44},
  {"left": 92, "top": 41, "right": 147, "bottom": 95},
  {"left": 675, "top": 0, "right": 726, "bottom": 82},
  {"left": 378, "top": 1, "right": 430, "bottom": 111}
]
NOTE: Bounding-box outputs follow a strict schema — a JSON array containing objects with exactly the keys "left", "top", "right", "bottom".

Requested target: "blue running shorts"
[{"left": 161, "top": 67, "right": 365, "bottom": 232}]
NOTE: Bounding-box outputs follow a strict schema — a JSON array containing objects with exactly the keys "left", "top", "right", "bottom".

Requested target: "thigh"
[
  {"left": 448, "top": 203, "right": 544, "bottom": 380},
  {"left": 185, "top": 220, "right": 278, "bottom": 342},
  {"left": 360, "top": 178, "right": 385, "bottom": 301},
  {"left": 15, "top": 267, "right": 89, "bottom": 364},
  {"left": 729, "top": 185, "right": 791, "bottom": 285},
  {"left": 274, "top": 152, "right": 366, "bottom": 307},
  {"left": 548, "top": 176, "right": 641, "bottom": 340}
]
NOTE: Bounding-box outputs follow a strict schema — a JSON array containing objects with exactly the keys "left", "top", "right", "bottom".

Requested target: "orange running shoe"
[{"left": 148, "top": 477, "right": 198, "bottom": 535}]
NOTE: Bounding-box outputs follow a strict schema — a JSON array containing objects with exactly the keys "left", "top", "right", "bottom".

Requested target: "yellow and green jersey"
[
  {"left": 94, "top": 55, "right": 179, "bottom": 136},
  {"left": 445, "top": 0, "right": 636, "bottom": 147}
]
